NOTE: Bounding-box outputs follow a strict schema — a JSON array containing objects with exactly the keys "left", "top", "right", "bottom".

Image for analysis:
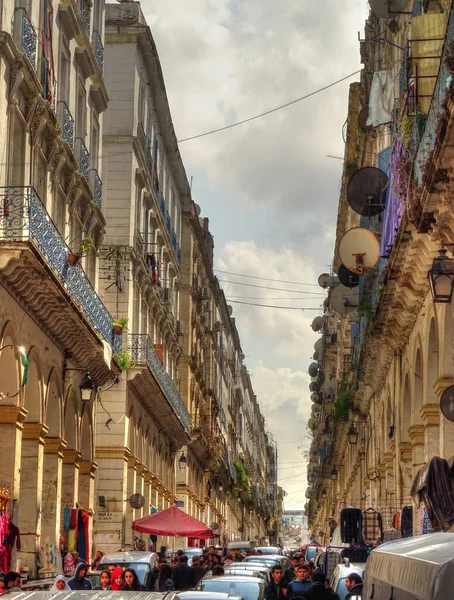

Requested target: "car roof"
[
  {"left": 203, "top": 575, "right": 264, "bottom": 583},
  {"left": 255, "top": 547, "right": 280, "bottom": 552},
  {"left": 4, "top": 593, "right": 166, "bottom": 599},
  {"left": 99, "top": 552, "right": 157, "bottom": 564},
  {"left": 228, "top": 565, "right": 269, "bottom": 571},
  {"left": 179, "top": 593, "right": 232, "bottom": 599}
]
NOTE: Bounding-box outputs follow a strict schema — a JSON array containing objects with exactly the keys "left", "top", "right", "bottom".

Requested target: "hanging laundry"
[
  {"left": 392, "top": 512, "right": 401, "bottom": 530},
  {"left": 340, "top": 508, "right": 363, "bottom": 544},
  {"left": 4, "top": 521, "right": 21, "bottom": 550},
  {"left": 367, "top": 71, "right": 394, "bottom": 126},
  {"left": 401, "top": 506, "right": 413, "bottom": 537},
  {"left": 41, "top": 0, "right": 56, "bottom": 102},
  {"left": 420, "top": 506, "right": 436, "bottom": 535},
  {"left": 382, "top": 527, "right": 402, "bottom": 543},
  {"left": 362, "top": 508, "right": 383, "bottom": 544},
  {"left": 411, "top": 456, "right": 454, "bottom": 532},
  {"left": 63, "top": 507, "right": 71, "bottom": 531}
]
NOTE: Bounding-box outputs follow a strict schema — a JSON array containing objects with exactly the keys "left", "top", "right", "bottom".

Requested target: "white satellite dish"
[
  {"left": 314, "top": 339, "right": 324, "bottom": 352},
  {"left": 194, "top": 204, "right": 202, "bottom": 216},
  {"left": 318, "top": 273, "right": 331, "bottom": 289},
  {"left": 227, "top": 305, "right": 233, "bottom": 316},
  {"left": 308, "top": 417, "right": 317, "bottom": 429},
  {"left": 323, "top": 379, "right": 337, "bottom": 396},
  {"left": 338, "top": 227, "right": 380, "bottom": 274},
  {"left": 308, "top": 362, "right": 319, "bottom": 377},
  {"left": 311, "top": 316, "right": 324, "bottom": 332},
  {"left": 330, "top": 284, "right": 360, "bottom": 316},
  {"left": 311, "top": 393, "right": 321, "bottom": 403},
  {"left": 369, "top": 0, "right": 407, "bottom": 19}
]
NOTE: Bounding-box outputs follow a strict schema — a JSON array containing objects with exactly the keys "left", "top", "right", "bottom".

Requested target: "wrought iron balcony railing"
[
  {"left": 89, "top": 169, "right": 102, "bottom": 208},
  {"left": 0, "top": 186, "right": 121, "bottom": 353},
  {"left": 93, "top": 30, "right": 104, "bottom": 72},
  {"left": 165, "top": 209, "right": 171, "bottom": 236},
  {"left": 159, "top": 192, "right": 166, "bottom": 218},
  {"left": 58, "top": 101, "right": 74, "bottom": 150},
  {"left": 75, "top": 137, "right": 90, "bottom": 182},
  {"left": 79, "top": 0, "right": 91, "bottom": 36},
  {"left": 13, "top": 8, "right": 37, "bottom": 70},
  {"left": 128, "top": 333, "right": 191, "bottom": 434}
]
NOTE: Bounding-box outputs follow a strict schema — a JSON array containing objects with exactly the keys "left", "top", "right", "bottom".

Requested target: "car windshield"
[
  {"left": 201, "top": 580, "right": 263, "bottom": 600},
  {"left": 245, "top": 558, "right": 278, "bottom": 566},
  {"left": 335, "top": 577, "right": 349, "bottom": 600},
  {"left": 97, "top": 562, "right": 150, "bottom": 585},
  {"left": 305, "top": 547, "right": 318, "bottom": 561}
]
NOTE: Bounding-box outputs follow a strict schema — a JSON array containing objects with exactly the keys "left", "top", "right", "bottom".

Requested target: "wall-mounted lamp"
[
  {"left": 178, "top": 452, "right": 187, "bottom": 470},
  {"left": 347, "top": 424, "right": 359, "bottom": 445},
  {"left": 80, "top": 373, "right": 95, "bottom": 402},
  {"left": 330, "top": 467, "right": 338, "bottom": 481},
  {"left": 428, "top": 248, "right": 454, "bottom": 303}
]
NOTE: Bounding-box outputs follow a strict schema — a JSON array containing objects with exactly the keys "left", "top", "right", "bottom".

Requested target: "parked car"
[
  {"left": 243, "top": 555, "right": 290, "bottom": 571},
  {"left": 179, "top": 593, "right": 244, "bottom": 600},
  {"left": 254, "top": 547, "right": 281, "bottom": 556},
  {"left": 97, "top": 551, "right": 159, "bottom": 587},
  {"left": 198, "top": 575, "right": 265, "bottom": 600},
  {"left": 223, "top": 565, "right": 270, "bottom": 583},
  {"left": 168, "top": 548, "right": 205, "bottom": 566},
  {"left": 330, "top": 562, "right": 365, "bottom": 600},
  {"left": 3, "top": 593, "right": 175, "bottom": 599},
  {"left": 227, "top": 540, "right": 257, "bottom": 554}
]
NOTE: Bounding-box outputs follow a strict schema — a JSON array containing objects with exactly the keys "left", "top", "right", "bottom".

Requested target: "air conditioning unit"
[
  {"left": 176, "top": 320, "right": 184, "bottom": 336},
  {"left": 163, "top": 288, "right": 171, "bottom": 303}
]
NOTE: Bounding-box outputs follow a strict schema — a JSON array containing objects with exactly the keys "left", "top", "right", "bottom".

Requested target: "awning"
[{"left": 132, "top": 505, "right": 218, "bottom": 538}]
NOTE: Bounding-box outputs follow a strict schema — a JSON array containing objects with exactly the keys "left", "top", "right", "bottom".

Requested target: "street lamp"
[
  {"left": 428, "top": 249, "right": 454, "bottom": 303},
  {"left": 347, "top": 424, "right": 359, "bottom": 445},
  {"left": 80, "top": 373, "right": 94, "bottom": 402},
  {"left": 178, "top": 452, "right": 187, "bottom": 470},
  {"left": 322, "top": 489, "right": 327, "bottom": 499},
  {"left": 219, "top": 482, "right": 224, "bottom": 492},
  {"left": 330, "top": 467, "right": 338, "bottom": 481}
]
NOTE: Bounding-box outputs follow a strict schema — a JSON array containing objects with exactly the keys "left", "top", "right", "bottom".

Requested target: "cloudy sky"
[{"left": 141, "top": 0, "right": 370, "bottom": 510}]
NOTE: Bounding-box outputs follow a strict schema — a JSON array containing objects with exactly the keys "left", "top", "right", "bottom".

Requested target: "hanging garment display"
[
  {"left": 367, "top": 71, "right": 394, "bottom": 126},
  {"left": 411, "top": 456, "right": 454, "bottom": 532},
  {"left": 362, "top": 508, "right": 383, "bottom": 544},
  {"left": 420, "top": 507, "right": 437, "bottom": 535},
  {"left": 382, "top": 527, "right": 402, "bottom": 543},
  {"left": 401, "top": 506, "right": 413, "bottom": 538},
  {"left": 340, "top": 508, "right": 363, "bottom": 544}
]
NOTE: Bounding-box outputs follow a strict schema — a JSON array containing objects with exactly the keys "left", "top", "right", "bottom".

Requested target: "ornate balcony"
[
  {"left": 0, "top": 187, "right": 121, "bottom": 384},
  {"left": 128, "top": 334, "right": 191, "bottom": 446},
  {"left": 159, "top": 192, "right": 166, "bottom": 218},
  {"left": 75, "top": 137, "right": 90, "bottom": 182},
  {"left": 58, "top": 102, "right": 74, "bottom": 150},
  {"left": 165, "top": 209, "right": 171, "bottom": 236},
  {"left": 13, "top": 8, "right": 37, "bottom": 70},
  {"left": 93, "top": 30, "right": 104, "bottom": 72},
  {"left": 79, "top": 0, "right": 91, "bottom": 36},
  {"left": 89, "top": 169, "right": 102, "bottom": 209}
]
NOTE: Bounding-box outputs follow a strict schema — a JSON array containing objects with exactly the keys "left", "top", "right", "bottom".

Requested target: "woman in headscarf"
[
  {"left": 94, "top": 570, "right": 111, "bottom": 591},
  {"left": 123, "top": 568, "right": 145, "bottom": 591},
  {"left": 109, "top": 567, "right": 125, "bottom": 591},
  {"left": 51, "top": 575, "right": 70, "bottom": 592}
]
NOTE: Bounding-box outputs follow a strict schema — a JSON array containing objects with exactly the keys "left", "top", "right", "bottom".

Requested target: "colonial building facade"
[{"left": 307, "top": 0, "right": 454, "bottom": 542}]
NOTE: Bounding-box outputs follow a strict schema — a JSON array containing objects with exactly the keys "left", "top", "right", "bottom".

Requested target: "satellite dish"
[
  {"left": 330, "top": 284, "right": 360, "bottom": 316},
  {"left": 308, "top": 362, "right": 319, "bottom": 377},
  {"left": 346, "top": 167, "right": 388, "bottom": 217},
  {"left": 440, "top": 385, "right": 454, "bottom": 422},
  {"left": 210, "top": 522, "right": 220, "bottom": 530},
  {"left": 227, "top": 305, "right": 233, "bottom": 316},
  {"left": 309, "top": 382, "right": 320, "bottom": 393},
  {"left": 311, "top": 316, "right": 324, "bottom": 332},
  {"left": 318, "top": 273, "right": 331, "bottom": 289},
  {"left": 323, "top": 379, "right": 337, "bottom": 397},
  {"left": 338, "top": 227, "right": 380, "bottom": 273},
  {"left": 338, "top": 264, "right": 360, "bottom": 288},
  {"left": 369, "top": 0, "right": 407, "bottom": 19},
  {"left": 129, "top": 493, "right": 145, "bottom": 509},
  {"left": 358, "top": 106, "right": 370, "bottom": 130},
  {"left": 238, "top": 526, "right": 244, "bottom": 533},
  {"left": 194, "top": 203, "right": 201, "bottom": 216},
  {"left": 308, "top": 417, "right": 317, "bottom": 429},
  {"left": 311, "top": 393, "right": 321, "bottom": 404},
  {"left": 313, "top": 351, "right": 319, "bottom": 361},
  {"left": 314, "top": 339, "right": 324, "bottom": 352}
]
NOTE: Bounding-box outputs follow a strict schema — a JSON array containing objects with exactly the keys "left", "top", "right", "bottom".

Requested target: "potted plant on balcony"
[
  {"left": 67, "top": 238, "right": 95, "bottom": 265},
  {"left": 113, "top": 350, "right": 135, "bottom": 372},
  {"left": 113, "top": 317, "right": 129, "bottom": 336}
]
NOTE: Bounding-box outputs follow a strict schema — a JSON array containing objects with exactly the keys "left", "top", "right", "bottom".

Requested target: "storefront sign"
[{"left": 97, "top": 511, "right": 122, "bottom": 522}]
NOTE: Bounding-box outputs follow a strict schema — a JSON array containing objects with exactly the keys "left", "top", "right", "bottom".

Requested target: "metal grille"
[
  {"left": 75, "top": 138, "right": 90, "bottom": 181},
  {"left": 79, "top": 0, "right": 91, "bottom": 36},
  {"left": 94, "top": 30, "right": 104, "bottom": 71},
  {"left": 14, "top": 8, "right": 37, "bottom": 70},
  {"left": 58, "top": 101, "right": 74, "bottom": 150},
  {"left": 0, "top": 186, "right": 120, "bottom": 353},
  {"left": 90, "top": 169, "right": 102, "bottom": 208},
  {"left": 128, "top": 333, "right": 191, "bottom": 434}
]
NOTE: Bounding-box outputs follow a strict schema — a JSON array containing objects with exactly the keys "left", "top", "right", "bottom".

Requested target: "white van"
[
  {"left": 363, "top": 532, "right": 454, "bottom": 600},
  {"left": 227, "top": 540, "right": 257, "bottom": 553}
]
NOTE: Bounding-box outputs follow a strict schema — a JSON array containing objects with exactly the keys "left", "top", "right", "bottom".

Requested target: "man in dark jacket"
[
  {"left": 345, "top": 573, "right": 363, "bottom": 600},
  {"left": 302, "top": 572, "right": 340, "bottom": 600},
  {"left": 283, "top": 555, "right": 299, "bottom": 584},
  {"left": 191, "top": 555, "right": 206, "bottom": 584},
  {"left": 67, "top": 563, "right": 93, "bottom": 590},
  {"left": 264, "top": 565, "right": 289, "bottom": 600},
  {"left": 174, "top": 555, "right": 197, "bottom": 591}
]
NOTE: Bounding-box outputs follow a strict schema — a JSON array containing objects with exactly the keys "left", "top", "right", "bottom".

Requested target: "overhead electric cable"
[
  {"left": 215, "top": 269, "right": 319, "bottom": 286},
  {"left": 228, "top": 300, "right": 322, "bottom": 310},
  {"left": 177, "top": 70, "right": 362, "bottom": 143},
  {"left": 219, "top": 279, "right": 324, "bottom": 294}
]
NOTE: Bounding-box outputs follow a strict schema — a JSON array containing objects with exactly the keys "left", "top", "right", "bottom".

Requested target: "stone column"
[
  {"left": 17, "top": 423, "right": 47, "bottom": 577},
  {"left": 125, "top": 457, "right": 138, "bottom": 548},
  {"left": 93, "top": 447, "right": 129, "bottom": 554},
  {"left": 61, "top": 450, "right": 81, "bottom": 522},
  {"left": 0, "top": 406, "right": 27, "bottom": 504},
  {"left": 421, "top": 404, "right": 440, "bottom": 460},
  {"left": 41, "top": 437, "right": 65, "bottom": 572},
  {"left": 135, "top": 464, "right": 145, "bottom": 522},
  {"left": 409, "top": 425, "right": 425, "bottom": 535}
]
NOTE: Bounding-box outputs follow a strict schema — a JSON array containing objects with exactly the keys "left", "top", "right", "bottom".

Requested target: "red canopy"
[{"left": 132, "top": 505, "right": 218, "bottom": 538}]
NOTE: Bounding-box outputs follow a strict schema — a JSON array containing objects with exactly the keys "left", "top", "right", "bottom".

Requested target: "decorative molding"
[
  {"left": 0, "top": 406, "right": 28, "bottom": 427},
  {"left": 399, "top": 442, "right": 412, "bottom": 462},
  {"left": 22, "top": 422, "right": 48, "bottom": 443},
  {"left": 95, "top": 446, "right": 131, "bottom": 461},
  {"left": 44, "top": 436, "right": 67, "bottom": 457},
  {"left": 420, "top": 404, "right": 440, "bottom": 426},
  {"left": 433, "top": 377, "right": 454, "bottom": 397},
  {"left": 408, "top": 424, "right": 425, "bottom": 445}
]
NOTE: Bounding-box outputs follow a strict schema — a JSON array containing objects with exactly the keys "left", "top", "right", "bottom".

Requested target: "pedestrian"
[
  {"left": 109, "top": 567, "right": 125, "bottom": 591},
  {"left": 234, "top": 549, "right": 244, "bottom": 562},
  {"left": 256, "top": 549, "right": 263, "bottom": 556},
  {"left": 287, "top": 564, "right": 312, "bottom": 596},
  {"left": 123, "top": 568, "right": 145, "bottom": 591},
  {"left": 264, "top": 565, "right": 289, "bottom": 600},
  {"left": 223, "top": 550, "right": 236, "bottom": 565},
  {"left": 173, "top": 554, "right": 196, "bottom": 591},
  {"left": 67, "top": 563, "right": 93, "bottom": 590},
  {"left": 191, "top": 555, "right": 206, "bottom": 583},
  {"left": 94, "top": 570, "right": 111, "bottom": 590},
  {"left": 345, "top": 573, "right": 363, "bottom": 600},
  {"left": 4, "top": 572, "right": 21, "bottom": 593},
  {"left": 147, "top": 555, "right": 166, "bottom": 590},
  {"left": 302, "top": 572, "right": 340, "bottom": 600},
  {"left": 51, "top": 575, "right": 70, "bottom": 592},
  {"left": 154, "top": 564, "right": 175, "bottom": 592},
  {"left": 212, "top": 565, "right": 225, "bottom": 577},
  {"left": 92, "top": 550, "right": 104, "bottom": 570},
  {"left": 284, "top": 555, "right": 300, "bottom": 584}
]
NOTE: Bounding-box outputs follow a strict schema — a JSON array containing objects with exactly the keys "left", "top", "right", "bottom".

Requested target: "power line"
[
  {"left": 228, "top": 300, "right": 322, "bottom": 310},
  {"left": 226, "top": 295, "right": 326, "bottom": 301},
  {"left": 219, "top": 280, "right": 324, "bottom": 294},
  {"left": 215, "top": 270, "right": 320, "bottom": 287},
  {"left": 177, "top": 70, "right": 362, "bottom": 143}
]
